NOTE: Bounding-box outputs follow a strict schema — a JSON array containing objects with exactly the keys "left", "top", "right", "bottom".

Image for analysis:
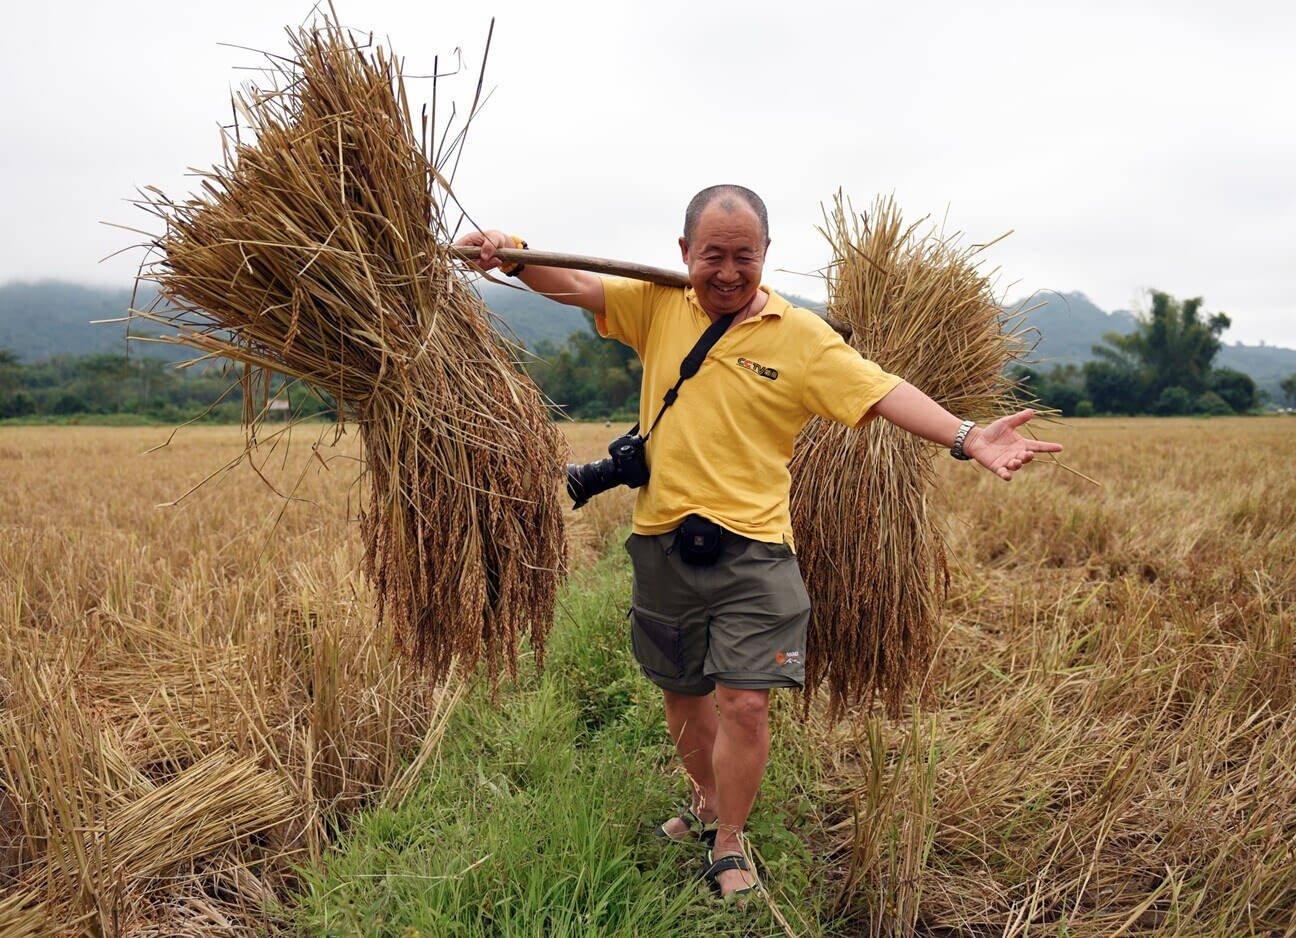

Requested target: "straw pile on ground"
[
  {"left": 0, "top": 430, "right": 462, "bottom": 934},
  {"left": 132, "top": 18, "right": 565, "bottom": 683},
  {"left": 790, "top": 194, "right": 1035, "bottom": 717}
]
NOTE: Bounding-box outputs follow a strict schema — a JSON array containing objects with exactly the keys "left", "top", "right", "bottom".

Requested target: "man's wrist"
[
  {"left": 960, "top": 426, "right": 985, "bottom": 461},
  {"left": 950, "top": 419, "right": 977, "bottom": 460},
  {"left": 500, "top": 235, "right": 528, "bottom": 276}
]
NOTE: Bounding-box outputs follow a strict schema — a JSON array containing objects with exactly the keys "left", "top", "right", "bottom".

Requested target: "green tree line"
[
  {"left": 525, "top": 311, "right": 643, "bottom": 421},
  {"left": 0, "top": 351, "right": 333, "bottom": 423},
  {"left": 1015, "top": 290, "right": 1292, "bottom": 416}
]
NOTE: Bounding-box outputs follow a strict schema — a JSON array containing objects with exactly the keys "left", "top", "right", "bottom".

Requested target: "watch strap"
[
  {"left": 951, "top": 419, "right": 976, "bottom": 460},
  {"left": 501, "top": 236, "right": 529, "bottom": 277}
]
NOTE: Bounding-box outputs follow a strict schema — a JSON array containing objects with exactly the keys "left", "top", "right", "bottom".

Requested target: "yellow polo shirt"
[{"left": 596, "top": 278, "right": 902, "bottom": 546}]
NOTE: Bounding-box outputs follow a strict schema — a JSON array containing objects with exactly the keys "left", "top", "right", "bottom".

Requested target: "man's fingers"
[
  {"left": 453, "top": 230, "right": 515, "bottom": 271},
  {"left": 1004, "top": 408, "right": 1035, "bottom": 429},
  {"left": 452, "top": 231, "right": 498, "bottom": 271},
  {"left": 1027, "top": 439, "right": 1064, "bottom": 453}
]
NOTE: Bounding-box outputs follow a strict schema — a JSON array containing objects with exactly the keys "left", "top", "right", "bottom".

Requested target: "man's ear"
[{"left": 678, "top": 236, "right": 689, "bottom": 265}]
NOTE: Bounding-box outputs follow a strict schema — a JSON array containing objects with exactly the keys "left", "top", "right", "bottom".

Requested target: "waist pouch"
[{"left": 674, "top": 514, "right": 725, "bottom": 567}]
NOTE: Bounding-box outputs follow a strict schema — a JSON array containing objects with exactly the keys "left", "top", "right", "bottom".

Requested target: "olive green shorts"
[{"left": 624, "top": 529, "right": 811, "bottom": 696}]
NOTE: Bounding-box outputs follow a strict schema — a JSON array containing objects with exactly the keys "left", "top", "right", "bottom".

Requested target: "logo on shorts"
[
  {"left": 737, "top": 357, "right": 778, "bottom": 381},
  {"left": 774, "top": 650, "right": 802, "bottom": 665}
]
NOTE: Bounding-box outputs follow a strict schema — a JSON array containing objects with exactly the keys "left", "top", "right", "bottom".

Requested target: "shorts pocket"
[
  {"left": 751, "top": 539, "right": 794, "bottom": 561},
  {"left": 629, "top": 607, "right": 683, "bottom": 679}
]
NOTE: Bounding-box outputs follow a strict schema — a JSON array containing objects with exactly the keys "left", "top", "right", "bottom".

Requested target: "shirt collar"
[{"left": 683, "top": 285, "right": 789, "bottom": 320}]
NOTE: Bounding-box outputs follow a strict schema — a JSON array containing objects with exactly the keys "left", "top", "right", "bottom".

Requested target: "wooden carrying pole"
[{"left": 453, "top": 246, "right": 853, "bottom": 339}]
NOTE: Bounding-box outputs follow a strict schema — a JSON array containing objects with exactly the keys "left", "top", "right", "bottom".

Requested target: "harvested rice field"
[{"left": 1, "top": 417, "right": 1293, "bottom": 936}]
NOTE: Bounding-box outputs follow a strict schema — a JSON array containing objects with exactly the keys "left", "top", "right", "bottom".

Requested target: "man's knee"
[{"left": 714, "top": 686, "right": 769, "bottom": 732}]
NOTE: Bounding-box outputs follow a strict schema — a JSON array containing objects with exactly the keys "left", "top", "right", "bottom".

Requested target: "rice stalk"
[
  {"left": 0, "top": 890, "right": 54, "bottom": 938},
  {"left": 791, "top": 193, "right": 1035, "bottom": 717}
]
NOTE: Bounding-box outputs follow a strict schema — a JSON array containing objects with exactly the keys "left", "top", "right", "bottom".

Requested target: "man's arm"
[
  {"left": 867, "top": 381, "right": 1063, "bottom": 482},
  {"left": 454, "top": 229, "right": 605, "bottom": 315}
]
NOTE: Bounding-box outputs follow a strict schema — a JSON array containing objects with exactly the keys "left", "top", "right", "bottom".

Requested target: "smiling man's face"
[{"left": 679, "top": 199, "right": 769, "bottom": 318}]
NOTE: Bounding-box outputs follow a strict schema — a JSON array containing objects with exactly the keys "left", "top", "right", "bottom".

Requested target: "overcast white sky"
[{"left": 2, "top": 0, "right": 1292, "bottom": 346}]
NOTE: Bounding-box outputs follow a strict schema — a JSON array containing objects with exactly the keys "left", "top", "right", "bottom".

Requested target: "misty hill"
[
  {"left": 0, "top": 280, "right": 183, "bottom": 362},
  {"left": 4, "top": 280, "right": 1293, "bottom": 399},
  {"left": 1008, "top": 291, "right": 1139, "bottom": 366},
  {"left": 0, "top": 279, "right": 592, "bottom": 363}
]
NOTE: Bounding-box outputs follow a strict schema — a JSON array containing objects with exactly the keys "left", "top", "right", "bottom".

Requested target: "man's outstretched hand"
[{"left": 964, "top": 409, "right": 1063, "bottom": 481}]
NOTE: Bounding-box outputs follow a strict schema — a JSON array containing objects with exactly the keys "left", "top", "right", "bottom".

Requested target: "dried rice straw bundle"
[
  {"left": 790, "top": 194, "right": 1034, "bottom": 718},
  {"left": 0, "top": 892, "right": 49, "bottom": 938},
  {"left": 133, "top": 17, "right": 565, "bottom": 683}
]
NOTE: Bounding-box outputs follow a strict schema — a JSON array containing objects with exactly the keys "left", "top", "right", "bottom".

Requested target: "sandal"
[
  {"left": 703, "top": 853, "right": 760, "bottom": 901},
  {"left": 652, "top": 806, "right": 718, "bottom": 847}
]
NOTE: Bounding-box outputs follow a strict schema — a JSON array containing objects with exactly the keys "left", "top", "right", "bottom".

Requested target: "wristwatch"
[
  {"left": 951, "top": 419, "right": 976, "bottom": 460},
  {"left": 501, "top": 235, "right": 528, "bottom": 277}
]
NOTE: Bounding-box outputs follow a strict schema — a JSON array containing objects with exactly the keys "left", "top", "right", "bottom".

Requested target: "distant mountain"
[
  {"left": 4, "top": 280, "right": 1293, "bottom": 400},
  {"left": 1007, "top": 291, "right": 1139, "bottom": 366},
  {"left": 0, "top": 278, "right": 584, "bottom": 363},
  {"left": 0, "top": 280, "right": 180, "bottom": 362},
  {"left": 478, "top": 283, "right": 590, "bottom": 349}
]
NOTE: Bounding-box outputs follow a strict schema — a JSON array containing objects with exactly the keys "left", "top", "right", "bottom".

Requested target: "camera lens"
[{"left": 566, "top": 456, "right": 620, "bottom": 509}]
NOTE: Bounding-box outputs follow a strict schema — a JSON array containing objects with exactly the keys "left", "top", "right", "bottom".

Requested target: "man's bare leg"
[
  {"left": 711, "top": 685, "right": 770, "bottom": 894},
  {"left": 659, "top": 688, "right": 720, "bottom": 837}
]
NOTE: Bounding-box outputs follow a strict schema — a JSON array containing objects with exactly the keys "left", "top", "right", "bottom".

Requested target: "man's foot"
[
  {"left": 655, "top": 805, "right": 717, "bottom": 844},
  {"left": 707, "top": 831, "right": 760, "bottom": 899},
  {"left": 704, "top": 852, "right": 760, "bottom": 901}
]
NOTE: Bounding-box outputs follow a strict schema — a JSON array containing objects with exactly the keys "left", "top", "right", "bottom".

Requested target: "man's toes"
[
  {"left": 717, "top": 866, "right": 757, "bottom": 896},
  {"left": 660, "top": 815, "right": 698, "bottom": 840}
]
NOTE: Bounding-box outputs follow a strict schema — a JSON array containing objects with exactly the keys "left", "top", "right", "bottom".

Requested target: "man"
[{"left": 457, "top": 185, "right": 1061, "bottom": 899}]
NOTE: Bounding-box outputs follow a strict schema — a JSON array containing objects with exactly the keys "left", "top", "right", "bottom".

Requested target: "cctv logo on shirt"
[{"left": 737, "top": 357, "right": 778, "bottom": 381}]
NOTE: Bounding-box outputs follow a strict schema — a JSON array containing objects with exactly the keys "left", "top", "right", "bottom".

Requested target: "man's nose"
[{"left": 718, "top": 260, "right": 740, "bottom": 282}]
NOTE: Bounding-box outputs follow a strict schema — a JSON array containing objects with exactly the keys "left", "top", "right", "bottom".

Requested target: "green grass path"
[{"left": 289, "top": 541, "right": 846, "bottom": 937}]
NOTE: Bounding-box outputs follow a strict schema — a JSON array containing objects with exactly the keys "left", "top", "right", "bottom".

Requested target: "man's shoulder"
[
  {"left": 769, "top": 296, "right": 837, "bottom": 343},
  {"left": 601, "top": 278, "right": 690, "bottom": 335}
]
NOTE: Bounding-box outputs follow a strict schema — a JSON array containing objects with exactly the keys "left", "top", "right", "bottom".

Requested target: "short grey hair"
[{"left": 683, "top": 185, "right": 769, "bottom": 243}]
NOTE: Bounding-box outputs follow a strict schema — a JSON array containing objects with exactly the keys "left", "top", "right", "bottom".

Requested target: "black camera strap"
[{"left": 633, "top": 311, "right": 737, "bottom": 441}]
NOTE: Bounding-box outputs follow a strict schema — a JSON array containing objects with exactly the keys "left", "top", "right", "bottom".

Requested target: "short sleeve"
[
  {"left": 596, "top": 277, "right": 653, "bottom": 355},
  {"left": 801, "top": 330, "right": 903, "bottom": 427}
]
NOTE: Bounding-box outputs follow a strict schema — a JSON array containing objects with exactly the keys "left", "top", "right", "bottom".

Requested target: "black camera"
[{"left": 566, "top": 432, "right": 650, "bottom": 509}]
